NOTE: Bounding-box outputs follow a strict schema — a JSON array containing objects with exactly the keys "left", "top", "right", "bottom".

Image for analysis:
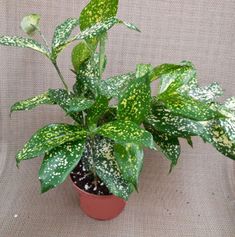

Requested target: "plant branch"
[{"left": 53, "top": 62, "right": 69, "bottom": 92}]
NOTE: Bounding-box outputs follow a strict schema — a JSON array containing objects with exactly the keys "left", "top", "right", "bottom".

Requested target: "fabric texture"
[{"left": 0, "top": 0, "right": 235, "bottom": 236}]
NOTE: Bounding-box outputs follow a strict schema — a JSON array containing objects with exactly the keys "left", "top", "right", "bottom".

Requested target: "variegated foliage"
[{"left": 1, "top": 0, "right": 235, "bottom": 200}]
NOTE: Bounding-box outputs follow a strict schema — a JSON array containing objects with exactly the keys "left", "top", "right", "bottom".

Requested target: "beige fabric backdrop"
[{"left": 1, "top": 0, "right": 235, "bottom": 236}]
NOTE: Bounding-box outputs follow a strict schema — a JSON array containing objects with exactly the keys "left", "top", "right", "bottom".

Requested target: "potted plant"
[{"left": 1, "top": 0, "right": 235, "bottom": 220}]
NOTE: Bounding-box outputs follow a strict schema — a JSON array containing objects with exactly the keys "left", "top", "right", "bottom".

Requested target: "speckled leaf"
[
  {"left": 136, "top": 64, "right": 153, "bottom": 78},
  {"left": 145, "top": 107, "right": 206, "bottom": 138},
  {"left": 79, "top": 0, "right": 119, "bottom": 31},
  {"left": 152, "top": 132, "right": 180, "bottom": 172},
  {"left": 10, "top": 91, "right": 54, "bottom": 114},
  {"left": 86, "top": 95, "right": 109, "bottom": 127},
  {"left": 158, "top": 92, "right": 223, "bottom": 121},
  {"left": 73, "top": 18, "right": 120, "bottom": 42},
  {"left": 0, "top": 36, "right": 49, "bottom": 57},
  {"left": 48, "top": 89, "right": 82, "bottom": 122},
  {"left": 39, "top": 139, "right": 86, "bottom": 193},
  {"left": 114, "top": 143, "right": 143, "bottom": 190},
  {"left": 16, "top": 124, "right": 87, "bottom": 164},
  {"left": 92, "top": 136, "right": 133, "bottom": 200},
  {"left": 61, "top": 18, "right": 138, "bottom": 51},
  {"left": 219, "top": 119, "right": 235, "bottom": 141},
  {"left": 202, "top": 120, "right": 235, "bottom": 160},
  {"left": 67, "top": 97, "right": 94, "bottom": 113},
  {"left": 187, "top": 82, "right": 223, "bottom": 102},
  {"left": 96, "top": 120, "right": 154, "bottom": 149},
  {"left": 224, "top": 97, "right": 235, "bottom": 112},
  {"left": 117, "top": 74, "right": 151, "bottom": 124},
  {"left": 99, "top": 72, "right": 135, "bottom": 98},
  {"left": 72, "top": 42, "right": 92, "bottom": 72},
  {"left": 51, "top": 18, "right": 80, "bottom": 60},
  {"left": 76, "top": 53, "right": 101, "bottom": 96},
  {"left": 150, "top": 62, "right": 196, "bottom": 92}
]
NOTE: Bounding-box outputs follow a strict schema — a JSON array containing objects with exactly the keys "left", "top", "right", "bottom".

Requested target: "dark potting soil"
[{"left": 70, "top": 161, "right": 111, "bottom": 196}]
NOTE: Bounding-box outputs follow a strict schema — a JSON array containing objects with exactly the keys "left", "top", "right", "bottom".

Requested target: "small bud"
[{"left": 20, "top": 14, "right": 40, "bottom": 36}]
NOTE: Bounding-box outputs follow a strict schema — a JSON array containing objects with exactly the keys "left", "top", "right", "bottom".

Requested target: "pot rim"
[{"left": 69, "top": 174, "right": 123, "bottom": 200}]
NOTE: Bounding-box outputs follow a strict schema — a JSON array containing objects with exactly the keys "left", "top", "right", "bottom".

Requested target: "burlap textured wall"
[{"left": 0, "top": 1, "right": 235, "bottom": 236}]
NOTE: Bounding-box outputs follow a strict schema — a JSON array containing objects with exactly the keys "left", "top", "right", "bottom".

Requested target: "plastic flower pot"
[{"left": 70, "top": 175, "right": 126, "bottom": 220}]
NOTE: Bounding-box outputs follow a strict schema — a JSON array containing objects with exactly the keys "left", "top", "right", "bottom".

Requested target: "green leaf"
[
  {"left": 186, "top": 137, "right": 193, "bottom": 147},
  {"left": 10, "top": 91, "right": 54, "bottom": 114},
  {"left": 224, "top": 97, "right": 235, "bottom": 112},
  {"left": 99, "top": 72, "right": 135, "bottom": 98},
  {"left": 16, "top": 124, "right": 87, "bottom": 164},
  {"left": 117, "top": 73, "right": 151, "bottom": 124},
  {"left": 67, "top": 97, "right": 94, "bottom": 113},
  {"left": 145, "top": 107, "right": 206, "bottom": 138},
  {"left": 92, "top": 136, "right": 133, "bottom": 200},
  {"left": 218, "top": 119, "right": 235, "bottom": 141},
  {"left": 187, "top": 82, "right": 223, "bottom": 102},
  {"left": 202, "top": 120, "right": 235, "bottom": 160},
  {"left": 136, "top": 64, "right": 153, "bottom": 78},
  {"left": 20, "top": 14, "right": 40, "bottom": 36},
  {"left": 48, "top": 89, "right": 83, "bottom": 123},
  {"left": 79, "top": 0, "right": 119, "bottom": 31},
  {"left": 75, "top": 17, "right": 120, "bottom": 41},
  {"left": 152, "top": 132, "right": 180, "bottom": 172},
  {"left": 0, "top": 36, "right": 49, "bottom": 57},
  {"left": 51, "top": 18, "right": 80, "bottom": 61},
  {"left": 55, "top": 17, "right": 138, "bottom": 53},
  {"left": 96, "top": 120, "right": 154, "bottom": 149},
  {"left": 150, "top": 62, "right": 196, "bottom": 91},
  {"left": 158, "top": 92, "right": 224, "bottom": 121},
  {"left": 86, "top": 95, "right": 109, "bottom": 127},
  {"left": 75, "top": 53, "right": 101, "bottom": 96},
  {"left": 71, "top": 41, "right": 92, "bottom": 72},
  {"left": 114, "top": 143, "right": 143, "bottom": 190},
  {"left": 39, "top": 139, "right": 85, "bottom": 193}
]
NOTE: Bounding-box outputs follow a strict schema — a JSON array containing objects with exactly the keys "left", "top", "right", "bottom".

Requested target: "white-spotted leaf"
[
  {"left": 114, "top": 143, "right": 143, "bottom": 190},
  {"left": 158, "top": 92, "right": 224, "bottom": 121},
  {"left": 39, "top": 139, "right": 85, "bottom": 193},
  {"left": 51, "top": 18, "right": 80, "bottom": 60},
  {"left": 92, "top": 136, "right": 133, "bottom": 200},
  {"left": 96, "top": 120, "right": 154, "bottom": 149},
  {"left": 79, "top": 0, "right": 119, "bottom": 31},
  {"left": 16, "top": 124, "right": 87, "bottom": 164},
  {"left": 153, "top": 132, "right": 180, "bottom": 172},
  {"left": 0, "top": 36, "right": 49, "bottom": 57},
  {"left": 99, "top": 72, "right": 135, "bottom": 98},
  {"left": 146, "top": 105, "right": 207, "bottom": 137},
  {"left": 10, "top": 91, "right": 54, "bottom": 114},
  {"left": 117, "top": 73, "right": 151, "bottom": 124}
]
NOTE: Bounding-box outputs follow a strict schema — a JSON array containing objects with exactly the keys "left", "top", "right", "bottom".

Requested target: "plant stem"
[{"left": 53, "top": 62, "right": 69, "bottom": 92}]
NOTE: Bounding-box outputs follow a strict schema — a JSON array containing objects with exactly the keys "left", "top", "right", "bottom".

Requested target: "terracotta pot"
[{"left": 70, "top": 176, "right": 126, "bottom": 220}]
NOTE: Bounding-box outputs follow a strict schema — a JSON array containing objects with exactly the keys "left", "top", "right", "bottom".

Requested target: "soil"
[{"left": 70, "top": 161, "right": 111, "bottom": 196}]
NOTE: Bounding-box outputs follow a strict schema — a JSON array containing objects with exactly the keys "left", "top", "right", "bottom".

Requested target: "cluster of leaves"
[{"left": 1, "top": 0, "right": 235, "bottom": 200}]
